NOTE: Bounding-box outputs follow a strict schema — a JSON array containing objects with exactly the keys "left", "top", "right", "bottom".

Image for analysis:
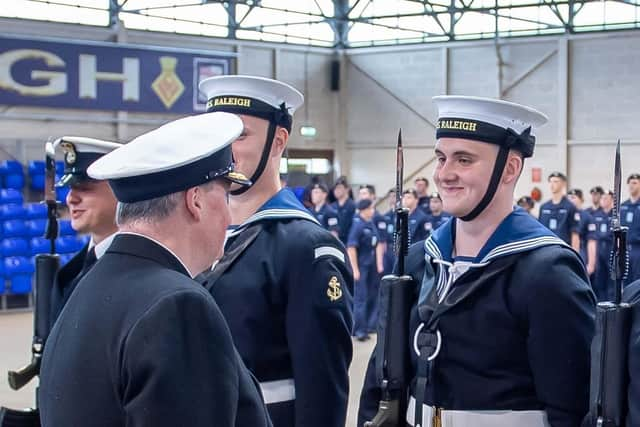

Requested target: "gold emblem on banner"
[
  {"left": 327, "top": 276, "right": 342, "bottom": 302},
  {"left": 151, "top": 56, "right": 184, "bottom": 109}
]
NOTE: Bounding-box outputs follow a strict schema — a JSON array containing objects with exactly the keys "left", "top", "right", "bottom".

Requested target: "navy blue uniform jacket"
[
  {"left": 39, "top": 233, "right": 270, "bottom": 427},
  {"left": 200, "top": 189, "right": 353, "bottom": 427},
  {"left": 359, "top": 209, "right": 596, "bottom": 427},
  {"left": 624, "top": 279, "right": 640, "bottom": 427},
  {"left": 49, "top": 242, "right": 89, "bottom": 327},
  {"left": 538, "top": 196, "right": 580, "bottom": 245}
]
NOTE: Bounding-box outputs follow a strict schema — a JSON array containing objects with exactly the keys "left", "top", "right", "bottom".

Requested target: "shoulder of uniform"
[
  {"left": 514, "top": 244, "right": 588, "bottom": 289},
  {"left": 278, "top": 218, "right": 346, "bottom": 249}
]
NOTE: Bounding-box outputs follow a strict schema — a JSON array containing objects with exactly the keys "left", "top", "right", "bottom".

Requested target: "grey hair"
[
  {"left": 116, "top": 192, "right": 183, "bottom": 226},
  {"left": 115, "top": 181, "right": 219, "bottom": 227}
]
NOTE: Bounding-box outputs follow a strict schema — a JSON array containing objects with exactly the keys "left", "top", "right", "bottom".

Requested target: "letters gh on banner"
[{"left": 0, "top": 36, "right": 232, "bottom": 113}]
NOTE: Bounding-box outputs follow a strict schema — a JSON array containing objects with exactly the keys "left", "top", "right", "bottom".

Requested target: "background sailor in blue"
[
  {"left": 402, "top": 188, "right": 430, "bottom": 244},
  {"left": 359, "top": 96, "right": 595, "bottom": 427},
  {"left": 586, "top": 186, "right": 604, "bottom": 216},
  {"left": 415, "top": 176, "right": 432, "bottom": 215},
  {"left": 330, "top": 176, "right": 356, "bottom": 245},
  {"left": 538, "top": 171, "right": 581, "bottom": 250},
  {"left": 517, "top": 195, "right": 536, "bottom": 215},
  {"left": 567, "top": 188, "right": 597, "bottom": 277},
  {"left": 199, "top": 75, "right": 353, "bottom": 427},
  {"left": 424, "top": 192, "right": 451, "bottom": 236},
  {"left": 347, "top": 199, "right": 383, "bottom": 341},
  {"left": 592, "top": 192, "right": 614, "bottom": 301},
  {"left": 382, "top": 189, "right": 397, "bottom": 274},
  {"left": 309, "top": 183, "right": 340, "bottom": 238},
  {"left": 357, "top": 184, "right": 388, "bottom": 274},
  {"left": 621, "top": 173, "right": 640, "bottom": 285}
]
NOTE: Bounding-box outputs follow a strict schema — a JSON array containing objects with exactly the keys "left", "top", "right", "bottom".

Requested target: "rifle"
[
  {"left": 365, "top": 130, "right": 413, "bottom": 427},
  {"left": 1, "top": 140, "right": 61, "bottom": 427},
  {"left": 584, "top": 139, "right": 631, "bottom": 427}
]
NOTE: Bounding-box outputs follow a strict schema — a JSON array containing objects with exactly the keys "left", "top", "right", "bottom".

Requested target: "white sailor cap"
[
  {"left": 53, "top": 137, "right": 122, "bottom": 187},
  {"left": 433, "top": 96, "right": 548, "bottom": 158},
  {"left": 87, "top": 112, "right": 250, "bottom": 203},
  {"left": 199, "top": 75, "right": 304, "bottom": 131}
]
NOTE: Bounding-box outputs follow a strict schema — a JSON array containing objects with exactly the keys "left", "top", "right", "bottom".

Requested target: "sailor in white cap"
[
  {"left": 198, "top": 75, "right": 353, "bottom": 427},
  {"left": 38, "top": 112, "right": 270, "bottom": 427},
  {"left": 50, "top": 137, "right": 121, "bottom": 327},
  {"left": 359, "top": 96, "right": 595, "bottom": 427}
]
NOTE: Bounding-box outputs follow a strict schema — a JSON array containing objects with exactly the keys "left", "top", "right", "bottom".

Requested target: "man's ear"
[
  {"left": 271, "top": 127, "right": 289, "bottom": 157},
  {"left": 184, "top": 186, "right": 203, "bottom": 221},
  {"left": 504, "top": 151, "right": 524, "bottom": 185}
]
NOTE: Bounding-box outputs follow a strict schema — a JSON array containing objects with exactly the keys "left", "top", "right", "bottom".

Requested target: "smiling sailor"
[
  {"left": 358, "top": 96, "right": 596, "bottom": 427},
  {"left": 198, "top": 75, "right": 353, "bottom": 427}
]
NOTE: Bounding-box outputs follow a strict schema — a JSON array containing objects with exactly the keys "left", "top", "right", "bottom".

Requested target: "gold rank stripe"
[
  {"left": 207, "top": 96, "right": 252, "bottom": 109},
  {"left": 437, "top": 119, "right": 478, "bottom": 132}
]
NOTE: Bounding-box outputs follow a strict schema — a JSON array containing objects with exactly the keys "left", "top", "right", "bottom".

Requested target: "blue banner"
[{"left": 0, "top": 35, "right": 232, "bottom": 113}]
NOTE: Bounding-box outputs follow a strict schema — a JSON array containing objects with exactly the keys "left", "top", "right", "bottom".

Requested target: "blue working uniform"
[
  {"left": 331, "top": 198, "right": 356, "bottom": 245},
  {"left": 538, "top": 196, "right": 580, "bottom": 245},
  {"left": 348, "top": 215, "right": 380, "bottom": 338},
  {"left": 592, "top": 208, "right": 614, "bottom": 301},
  {"left": 577, "top": 208, "right": 597, "bottom": 266},
  {"left": 424, "top": 212, "right": 452, "bottom": 237},
  {"left": 310, "top": 203, "right": 340, "bottom": 235},
  {"left": 621, "top": 199, "right": 640, "bottom": 285},
  {"left": 418, "top": 195, "right": 431, "bottom": 215},
  {"left": 408, "top": 208, "right": 430, "bottom": 245}
]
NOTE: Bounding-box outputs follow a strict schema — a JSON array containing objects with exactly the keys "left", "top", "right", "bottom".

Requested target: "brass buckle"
[{"left": 432, "top": 407, "right": 442, "bottom": 427}]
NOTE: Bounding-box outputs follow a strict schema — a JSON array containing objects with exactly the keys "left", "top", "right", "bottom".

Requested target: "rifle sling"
[{"left": 203, "top": 223, "right": 262, "bottom": 291}]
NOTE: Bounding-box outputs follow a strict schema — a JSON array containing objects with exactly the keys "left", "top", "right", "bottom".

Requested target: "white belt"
[
  {"left": 259, "top": 378, "right": 296, "bottom": 405},
  {"left": 407, "top": 396, "right": 550, "bottom": 427}
]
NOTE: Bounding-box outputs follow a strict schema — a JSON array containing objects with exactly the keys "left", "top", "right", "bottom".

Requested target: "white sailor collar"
[
  {"left": 227, "top": 188, "right": 319, "bottom": 238},
  {"left": 424, "top": 207, "right": 567, "bottom": 266}
]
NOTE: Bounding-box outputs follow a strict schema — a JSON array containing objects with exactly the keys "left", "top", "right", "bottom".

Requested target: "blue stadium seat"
[
  {"left": 0, "top": 161, "right": 25, "bottom": 190},
  {"left": 59, "top": 219, "right": 75, "bottom": 236},
  {"left": 56, "top": 186, "right": 70, "bottom": 204},
  {"left": 56, "top": 236, "right": 82, "bottom": 254},
  {"left": 1, "top": 238, "right": 31, "bottom": 257},
  {"left": 2, "top": 220, "right": 28, "bottom": 238},
  {"left": 55, "top": 161, "right": 64, "bottom": 176},
  {"left": 28, "top": 161, "right": 45, "bottom": 176},
  {"left": 30, "top": 174, "right": 45, "bottom": 192},
  {"left": 4, "top": 257, "right": 35, "bottom": 294},
  {"left": 77, "top": 234, "right": 90, "bottom": 246},
  {"left": 30, "top": 237, "right": 50, "bottom": 255},
  {"left": 25, "top": 219, "right": 47, "bottom": 238},
  {"left": 25, "top": 203, "right": 47, "bottom": 219},
  {"left": 0, "top": 204, "right": 27, "bottom": 221},
  {"left": 0, "top": 189, "right": 23, "bottom": 205},
  {"left": 0, "top": 160, "right": 23, "bottom": 175}
]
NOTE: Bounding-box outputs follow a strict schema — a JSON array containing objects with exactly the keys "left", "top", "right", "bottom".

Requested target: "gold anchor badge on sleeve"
[{"left": 327, "top": 276, "right": 342, "bottom": 302}]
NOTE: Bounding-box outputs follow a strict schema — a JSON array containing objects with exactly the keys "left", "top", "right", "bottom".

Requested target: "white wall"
[{"left": 345, "top": 32, "right": 640, "bottom": 203}]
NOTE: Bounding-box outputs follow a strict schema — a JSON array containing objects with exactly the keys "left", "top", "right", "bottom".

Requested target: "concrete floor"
[{"left": 0, "top": 311, "right": 375, "bottom": 426}]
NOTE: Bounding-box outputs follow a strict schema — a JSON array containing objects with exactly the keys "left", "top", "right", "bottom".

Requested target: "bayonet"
[{"left": 610, "top": 139, "right": 628, "bottom": 304}]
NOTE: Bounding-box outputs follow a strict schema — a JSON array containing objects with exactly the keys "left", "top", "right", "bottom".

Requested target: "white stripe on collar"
[
  {"left": 117, "top": 232, "right": 194, "bottom": 278},
  {"left": 227, "top": 208, "right": 319, "bottom": 238}
]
